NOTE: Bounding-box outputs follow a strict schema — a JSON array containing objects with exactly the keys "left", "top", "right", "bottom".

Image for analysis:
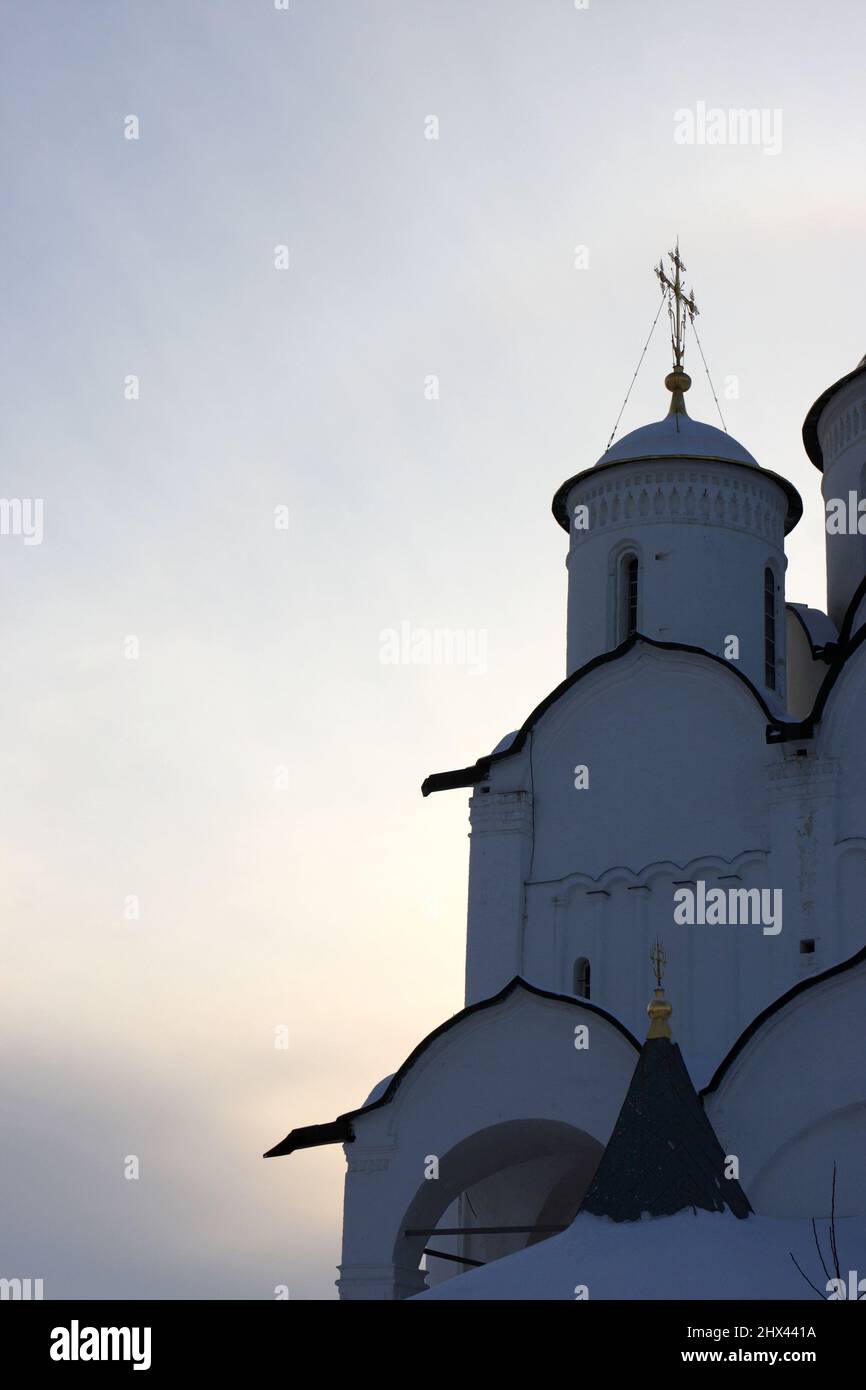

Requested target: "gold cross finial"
[
  {"left": 655, "top": 241, "right": 699, "bottom": 416},
  {"left": 650, "top": 937, "right": 667, "bottom": 987},
  {"left": 655, "top": 239, "right": 699, "bottom": 372},
  {"left": 647, "top": 938, "right": 672, "bottom": 1039}
]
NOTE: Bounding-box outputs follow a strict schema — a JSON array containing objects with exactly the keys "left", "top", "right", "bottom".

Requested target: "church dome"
[
  {"left": 552, "top": 399, "right": 802, "bottom": 535},
  {"left": 597, "top": 409, "right": 759, "bottom": 468}
]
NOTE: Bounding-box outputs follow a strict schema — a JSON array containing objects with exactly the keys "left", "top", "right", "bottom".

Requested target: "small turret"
[{"left": 552, "top": 248, "right": 801, "bottom": 697}]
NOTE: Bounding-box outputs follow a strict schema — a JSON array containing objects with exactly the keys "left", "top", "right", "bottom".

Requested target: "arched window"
[
  {"left": 573, "top": 957, "right": 591, "bottom": 999},
  {"left": 764, "top": 567, "right": 776, "bottom": 690},
  {"left": 619, "top": 553, "right": 639, "bottom": 641}
]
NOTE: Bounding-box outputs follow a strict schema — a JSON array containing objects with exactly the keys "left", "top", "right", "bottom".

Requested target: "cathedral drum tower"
[{"left": 556, "top": 248, "right": 800, "bottom": 694}]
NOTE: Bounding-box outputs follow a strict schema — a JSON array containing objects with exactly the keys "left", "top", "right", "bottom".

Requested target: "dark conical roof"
[{"left": 580, "top": 1034, "right": 751, "bottom": 1222}]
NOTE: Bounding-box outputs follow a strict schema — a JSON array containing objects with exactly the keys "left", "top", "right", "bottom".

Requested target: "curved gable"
[
  {"left": 813, "top": 631, "right": 866, "bottom": 785},
  {"left": 703, "top": 942, "right": 866, "bottom": 1097},
  {"left": 423, "top": 635, "right": 785, "bottom": 797},
  {"left": 518, "top": 643, "right": 776, "bottom": 882},
  {"left": 340, "top": 977, "right": 639, "bottom": 1122},
  {"left": 264, "top": 978, "right": 639, "bottom": 1158},
  {"left": 703, "top": 945, "right": 866, "bottom": 1215}
]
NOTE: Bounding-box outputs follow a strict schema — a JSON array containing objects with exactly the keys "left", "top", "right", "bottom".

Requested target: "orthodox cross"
[
  {"left": 650, "top": 936, "right": 667, "bottom": 989},
  {"left": 655, "top": 241, "right": 699, "bottom": 373}
]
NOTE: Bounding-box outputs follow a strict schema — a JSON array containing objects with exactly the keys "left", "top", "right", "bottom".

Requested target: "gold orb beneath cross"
[
  {"left": 647, "top": 987, "right": 673, "bottom": 1039},
  {"left": 665, "top": 369, "right": 692, "bottom": 394}
]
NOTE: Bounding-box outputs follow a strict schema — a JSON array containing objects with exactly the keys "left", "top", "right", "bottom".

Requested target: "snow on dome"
[
  {"left": 361, "top": 1074, "right": 394, "bottom": 1107},
  {"left": 787, "top": 603, "right": 838, "bottom": 651},
  {"left": 598, "top": 410, "right": 758, "bottom": 469}
]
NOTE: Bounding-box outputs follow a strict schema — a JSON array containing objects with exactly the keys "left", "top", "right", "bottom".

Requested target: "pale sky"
[{"left": 1, "top": 0, "right": 864, "bottom": 1299}]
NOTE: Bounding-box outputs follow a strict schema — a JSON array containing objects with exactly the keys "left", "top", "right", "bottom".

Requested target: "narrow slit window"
[
  {"left": 764, "top": 567, "right": 776, "bottom": 690},
  {"left": 626, "top": 557, "right": 639, "bottom": 635},
  {"left": 620, "top": 554, "right": 639, "bottom": 641},
  {"left": 573, "top": 957, "right": 591, "bottom": 999}
]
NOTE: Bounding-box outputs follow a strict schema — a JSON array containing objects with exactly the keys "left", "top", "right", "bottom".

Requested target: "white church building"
[{"left": 266, "top": 254, "right": 866, "bottom": 1300}]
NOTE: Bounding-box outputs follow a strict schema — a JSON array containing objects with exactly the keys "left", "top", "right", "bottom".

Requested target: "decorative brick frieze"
[
  {"left": 820, "top": 397, "right": 866, "bottom": 470},
  {"left": 767, "top": 756, "right": 840, "bottom": 802},
  {"left": 569, "top": 464, "right": 786, "bottom": 544}
]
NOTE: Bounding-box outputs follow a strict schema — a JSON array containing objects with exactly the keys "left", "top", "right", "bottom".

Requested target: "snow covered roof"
[
  {"left": 361, "top": 1074, "right": 395, "bottom": 1107},
  {"left": 414, "top": 1208, "right": 866, "bottom": 1300},
  {"left": 786, "top": 603, "right": 838, "bottom": 658}
]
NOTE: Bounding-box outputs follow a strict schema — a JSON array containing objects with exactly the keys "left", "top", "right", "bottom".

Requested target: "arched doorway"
[{"left": 394, "top": 1118, "right": 604, "bottom": 1294}]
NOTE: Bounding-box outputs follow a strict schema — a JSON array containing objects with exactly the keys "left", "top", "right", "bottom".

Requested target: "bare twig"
[
  {"left": 828, "top": 1165, "right": 841, "bottom": 1280},
  {"left": 789, "top": 1252, "right": 828, "bottom": 1300},
  {"left": 811, "top": 1218, "right": 832, "bottom": 1285}
]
